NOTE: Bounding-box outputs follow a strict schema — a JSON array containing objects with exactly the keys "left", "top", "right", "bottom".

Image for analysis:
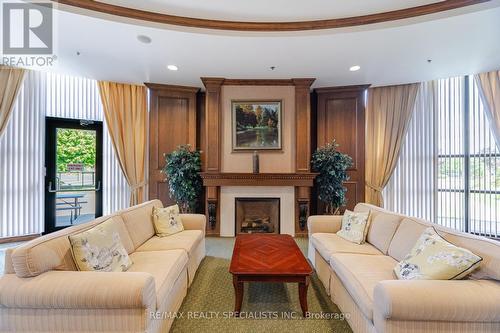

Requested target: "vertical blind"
[
  {"left": 0, "top": 71, "right": 130, "bottom": 238},
  {"left": 468, "top": 77, "right": 499, "bottom": 237},
  {"left": 385, "top": 76, "right": 500, "bottom": 238},
  {"left": 436, "top": 76, "right": 466, "bottom": 230},
  {"left": 384, "top": 81, "right": 437, "bottom": 221}
]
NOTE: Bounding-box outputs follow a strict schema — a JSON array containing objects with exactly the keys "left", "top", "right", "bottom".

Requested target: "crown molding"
[{"left": 52, "top": 0, "right": 490, "bottom": 32}]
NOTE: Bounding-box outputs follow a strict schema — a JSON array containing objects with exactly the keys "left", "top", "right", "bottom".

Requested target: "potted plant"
[
  {"left": 311, "top": 140, "right": 353, "bottom": 214},
  {"left": 162, "top": 144, "right": 202, "bottom": 213}
]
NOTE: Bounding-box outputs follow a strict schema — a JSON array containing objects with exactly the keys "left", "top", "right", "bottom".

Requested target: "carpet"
[{"left": 170, "top": 255, "right": 353, "bottom": 333}]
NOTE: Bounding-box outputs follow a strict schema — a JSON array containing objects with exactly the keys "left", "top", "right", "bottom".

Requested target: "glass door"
[{"left": 45, "top": 117, "right": 103, "bottom": 234}]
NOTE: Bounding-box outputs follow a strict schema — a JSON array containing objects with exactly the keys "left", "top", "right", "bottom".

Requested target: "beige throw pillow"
[
  {"left": 152, "top": 204, "right": 184, "bottom": 237},
  {"left": 69, "top": 218, "right": 132, "bottom": 272},
  {"left": 336, "top": 210, "right": 370, "bottom": 244},
  {"left": 394, "top": 227, "right": 482, "bottom": 280}
]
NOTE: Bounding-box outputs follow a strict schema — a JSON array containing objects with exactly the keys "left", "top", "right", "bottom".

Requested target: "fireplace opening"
[{"left": 235, "top": 198, "right": 280, "bottom": 234}]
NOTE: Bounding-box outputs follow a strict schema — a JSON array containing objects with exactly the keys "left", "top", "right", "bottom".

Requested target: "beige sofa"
[
  {"left": 0, "top": 200, "right": 206, "bottom": 333},
  {"left": 308, "top": 203, "right": 500, "bottom": 333}
]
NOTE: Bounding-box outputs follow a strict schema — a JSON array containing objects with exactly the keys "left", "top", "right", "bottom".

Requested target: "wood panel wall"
[
  {"left": 314, "top": 85, "right": 369, "bottom": 212},
  {"left": 146, "top": 83, "right": 199, "bottom": 206}
]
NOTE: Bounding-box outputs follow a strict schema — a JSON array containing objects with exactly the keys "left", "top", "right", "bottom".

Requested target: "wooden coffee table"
[{"left": 229, "top": 234, "right": 313, "bottom": 316}]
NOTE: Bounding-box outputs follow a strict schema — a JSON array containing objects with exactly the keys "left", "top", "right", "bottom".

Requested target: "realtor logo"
[{"left": 2, "top": 2, "right": 53, "bottom": 54}]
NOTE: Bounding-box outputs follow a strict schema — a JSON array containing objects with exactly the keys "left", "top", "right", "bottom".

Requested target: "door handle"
[
  {"left": 47, "top": 181, "right": 57, "bottom": 193},
  {"left": 47, "top": 181, "right": 101, "bottom": 192}
]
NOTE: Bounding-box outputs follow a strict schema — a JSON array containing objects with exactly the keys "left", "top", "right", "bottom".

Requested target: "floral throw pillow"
[
  {"left": 69, "top": 218, "right": 132, "bottom": 272},
  {"left": 394, "top": 227, "right": 482, "bottom": 280},
  {"left": 336, "top": 210, "right": 370, "bottom": 244},
  {"left": 152, "top": 204, "right": 184, "bottom": 237}
]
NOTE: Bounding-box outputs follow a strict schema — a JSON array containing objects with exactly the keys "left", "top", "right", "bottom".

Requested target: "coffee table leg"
[
  {"left": 298, "top": 276, "right": 310, "bottom": 317},
  {"left": 232, "top": 275, "right": 244, "bottom": 316}
]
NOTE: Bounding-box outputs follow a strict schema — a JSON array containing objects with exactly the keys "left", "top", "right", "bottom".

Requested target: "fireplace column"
[{"left": 293, "top": 78, "right": 315, "bottom": 236}]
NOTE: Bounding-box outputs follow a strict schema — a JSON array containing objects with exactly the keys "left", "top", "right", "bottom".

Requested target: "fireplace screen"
[{"left": 235, "top": 198, "right": 280, "bottom": 234}]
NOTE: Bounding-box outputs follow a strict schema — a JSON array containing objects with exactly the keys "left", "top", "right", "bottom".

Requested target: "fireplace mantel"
[
  {"left": 200, "top": 172, "right": 317, "bottom": 236},
  {"left": 200, "top": 172, "right": 317, "bottom": 187}
]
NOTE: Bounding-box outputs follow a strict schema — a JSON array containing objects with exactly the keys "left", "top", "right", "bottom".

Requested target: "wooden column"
[
  {"left": 293, "top": 78, "right": 315, "bottom": 173},
  {"left": 146, "top": 83, "right": 199, "bottom": 206},
  {"left": 293, "top": 79, "right": 315, "bottom": 236},
  {"left": 314, "top": 85, "right": 370, "bottom": 212},
  {"left": 201, "top": 78, "right": 224, "bottom": 235},
  {"left": 201, "top": 77, "right": 224, "bottom": 172}
]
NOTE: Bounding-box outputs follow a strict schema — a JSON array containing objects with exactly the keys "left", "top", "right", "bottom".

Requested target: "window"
[
  {"left": 437, "top": 76, "right": 499, "bottom": 237},
  {"left": 385, "top": 76, "right": 499, "bottom": 238}
]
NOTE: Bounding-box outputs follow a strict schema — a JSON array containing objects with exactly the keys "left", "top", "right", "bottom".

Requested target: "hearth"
[{"left": 235, "top": 198, "right": 280, "bottom": 234}]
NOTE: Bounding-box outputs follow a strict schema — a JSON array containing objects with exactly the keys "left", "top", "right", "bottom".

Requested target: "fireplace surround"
[{"left": 201, "top": 173, "right": 317, "bottom": 237}]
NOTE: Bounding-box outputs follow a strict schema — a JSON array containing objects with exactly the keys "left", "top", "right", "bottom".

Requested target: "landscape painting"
[{"left": 232, "top": 100, "right": 282, "bottom": 150}]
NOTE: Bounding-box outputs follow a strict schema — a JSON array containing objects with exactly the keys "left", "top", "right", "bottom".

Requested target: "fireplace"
[{"left": 235, "top": 198, "right": 280, "bottom": 234}]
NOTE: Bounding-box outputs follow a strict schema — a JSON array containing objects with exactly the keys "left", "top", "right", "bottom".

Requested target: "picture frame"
[{"left": 231, "top": 100, "right": 282, "bottom": 151}]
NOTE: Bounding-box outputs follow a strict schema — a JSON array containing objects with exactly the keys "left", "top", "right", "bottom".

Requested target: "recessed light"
[
  {"left": 137, "top": 35, "right": 152, "bottom": 44},
  {"left": 167, "top": 65, "right": 178, "bottom": 71},
  {"left": 349, "top": 65, "right": 361, "bottom": 72}
]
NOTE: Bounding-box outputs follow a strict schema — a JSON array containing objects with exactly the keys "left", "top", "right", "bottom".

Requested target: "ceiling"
[
  {"left": 97, "top": 0, "right": 442, "bottom": 21},
  {"left": 18, "top": 0, "right": 500, "bottom": 88}
]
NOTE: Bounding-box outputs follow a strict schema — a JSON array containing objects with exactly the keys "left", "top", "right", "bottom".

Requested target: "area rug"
[{"left": 171, "top": 256, "right": 352, "bottom": 332}]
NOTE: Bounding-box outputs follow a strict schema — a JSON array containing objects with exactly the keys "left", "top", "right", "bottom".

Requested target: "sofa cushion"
[
  {"left": 366, "top": 212, "right": 403, "bottom": 254},
  {"left": 10, "top": 215, "right": 133, "bottom": 278},
  {"left": 135, "top": 230, "right": 203, "bottom": 258},
  {"left": 388, "top": 217, "right": 431, "bottom": 261},
  {"left": 311, "top": 233, "right": 382, "bottom": 262},
  {"left": 336, "top": 210, "right": 370, "bottom": 244},
  {"left": 120, "top": 200, "right": 163, "bottom": 249},
  {"left": 353, "top": 202, "right": 405, "bottom": 254},
  {"left": 434, "top": 226, "right": 500, "bottom": 281},
  {"left": 152, "top": 205, "right": 184, "bottom": 237},
  {"left": 330, "top": 253, "right": 397, "bottom": 320},
  {"left": 394, "top": 227, "right": 482, "bottom": 280},
  {"left": 69, "top": 218, "right": 133, "bottom": 272},
  {"left": 128, "top": 250, "right": 188, "bottom": 306}
]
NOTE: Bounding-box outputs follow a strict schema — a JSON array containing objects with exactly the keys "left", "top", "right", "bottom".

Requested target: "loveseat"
[
  {"left": 0, "top": 199, "right": 206, "bottom": 332},
  {"left": 308, "top": 203, "right": 500, "bottom": 333}
]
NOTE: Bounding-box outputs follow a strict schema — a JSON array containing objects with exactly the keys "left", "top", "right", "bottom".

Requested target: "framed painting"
[{"left": 232, "top": 100, "right": 282, "bottom": 151}]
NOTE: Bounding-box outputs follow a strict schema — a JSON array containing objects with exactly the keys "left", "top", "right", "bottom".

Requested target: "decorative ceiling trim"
[
  {"left": 53, "top": 0, "right": 490, "bottom": 32},
  {"left": 144, "top": 82, "right": 200, "bottom": 93}
]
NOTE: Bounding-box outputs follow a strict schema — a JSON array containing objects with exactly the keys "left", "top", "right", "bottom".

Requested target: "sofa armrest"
[
  {"left": 374, "top": 279, "right": 500, "bottom": 322},
  {"left": 307, "top": 215, "right": 343, "bottom": 237},
  {"left": 181, "top": 214, "right": 206, "bottom": 236},
  {"left": 0, "top": 271, "right": 156, "bottom": 309}
]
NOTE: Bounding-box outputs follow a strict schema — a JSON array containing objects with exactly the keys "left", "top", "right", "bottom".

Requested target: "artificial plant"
[
  {"left": 311, "top": 140, "right": 353, "bottom": 214},
  {"left": 162, "top": 144, "right": 202, "bottom": 213}
]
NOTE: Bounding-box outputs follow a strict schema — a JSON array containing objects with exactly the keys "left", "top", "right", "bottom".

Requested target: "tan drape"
[
  {"left": 365, "top": 83, "right": 420, "bottom": 206},
  {"left": 98, "top": 81, "right": 147, "bottom": 206},
  {"left": 474, "top": 70, "right": 500, "bottom": 149},
  {"left": 0, "top": 66, "right": 26, "bottom": 137}
]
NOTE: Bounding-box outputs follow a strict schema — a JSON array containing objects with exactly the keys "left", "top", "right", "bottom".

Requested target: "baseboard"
[{"left": 0, "top": 234, "right": 40, "bottom": 244}]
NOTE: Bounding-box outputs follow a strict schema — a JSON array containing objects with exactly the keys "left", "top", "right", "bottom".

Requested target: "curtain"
[
  {"left": 383, "top": 81, "right": 437, "bottom": 220},
  {"left": 365, "top": 83, "right": 420, "bottom": 206},
  {"left": 0, "top": 70, "right": 45, "bottom": 238},
  {"left": 98, "top": 81, "right": 147, "bottom": 206},
  {"left": 0, "top": 66, "right": 26, "bottom": 138},
  {"left": 474, "top": 70, "right": 500, "bottom": 149}
]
